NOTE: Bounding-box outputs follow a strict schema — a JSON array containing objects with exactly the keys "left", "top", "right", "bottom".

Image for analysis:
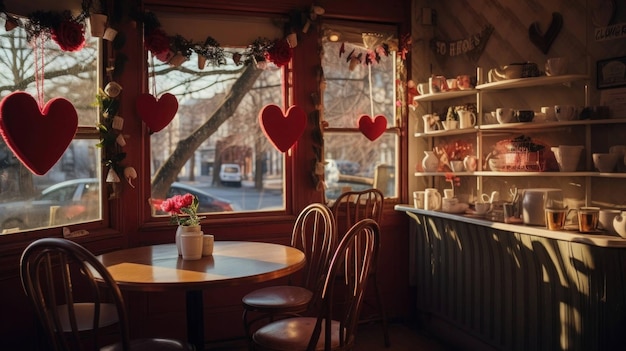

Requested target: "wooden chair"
[
  {"left": 242, "top": 203, "right": 337, "bottom": 343},
  {"left": 331, "top": 188, "right": 389, "bottom": 347},
  {"left": 20, "top": 238, "right": 194, "bottom": 351},
  {"left": 251, "top": 218, "right": 380, "bottom": 351}
]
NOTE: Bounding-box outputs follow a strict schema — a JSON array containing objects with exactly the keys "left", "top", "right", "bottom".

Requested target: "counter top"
[{"left": 395, "top": 204, "right": 626, "bottom": 248}]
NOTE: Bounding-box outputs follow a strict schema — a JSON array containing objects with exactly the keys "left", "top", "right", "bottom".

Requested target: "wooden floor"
[{"left": 206, "top": 321, "right": 454, "bottom": 351}]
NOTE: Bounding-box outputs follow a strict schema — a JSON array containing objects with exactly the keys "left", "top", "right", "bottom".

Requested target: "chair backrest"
[
  {"left": 290, "top": 203, "right": 337, "bottom": 295},
  {"left": 331, "top": 188, "right": 384, "bottom": 238},
  {"left": 308, "top": 218, "right": 380, "bottom": 351},
  {"left": 20, "top": 238, "right": 130, "bottom": 351}
]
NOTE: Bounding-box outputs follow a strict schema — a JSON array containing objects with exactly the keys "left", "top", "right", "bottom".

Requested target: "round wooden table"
[{"left": 95, "top": 241, "right": 306, "bottom": 350}]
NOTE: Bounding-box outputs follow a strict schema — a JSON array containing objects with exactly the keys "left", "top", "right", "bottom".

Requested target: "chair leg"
[{"left": 372, "top": 273, "right": 391, "bottom": 348}]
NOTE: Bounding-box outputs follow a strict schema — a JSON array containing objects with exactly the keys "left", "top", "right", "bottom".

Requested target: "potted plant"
[{"left": 160, "top": 193, "right": 206, "bottom": 259}]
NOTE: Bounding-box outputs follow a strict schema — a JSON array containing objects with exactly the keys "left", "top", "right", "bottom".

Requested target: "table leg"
[{"left": 187, "top": 290, "right": 205, "bottom": 350}]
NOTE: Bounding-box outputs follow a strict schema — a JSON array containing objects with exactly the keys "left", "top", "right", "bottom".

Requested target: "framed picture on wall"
[{"left": 597, "top": 56, "right": 626, "bottom": 89}]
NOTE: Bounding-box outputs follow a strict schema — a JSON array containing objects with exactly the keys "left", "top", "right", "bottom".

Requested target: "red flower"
[
  {"left": 160, "top": 193, "right": 204, "bottom": 226},
  {"left": 51, "top": 20, "right": 85, "bottom": 52},
  {"left": 144, "top": 28, "right": 170, "bottom": 55},
  {"left": 264, "top": 39, "right": 293, "bottom": 67},
  {"left": 160, "top": 193, "right": 194, "bottom": 214}
]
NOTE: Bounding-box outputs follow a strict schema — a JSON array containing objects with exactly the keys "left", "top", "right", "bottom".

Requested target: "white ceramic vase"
[
  {"left": 176, "top": 225, "right": 203, "bottom": 256},
  {"left": 422, "top": 151, "right": 439, "bottom": 172}
]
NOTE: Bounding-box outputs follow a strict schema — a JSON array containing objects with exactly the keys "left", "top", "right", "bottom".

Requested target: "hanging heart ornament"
[
  {"left": 528, "top": 12, "right": 563, "bottom": 55},
  {"left": 136, "top": 92, "right": 179, "bottom": 132},
  {"left": 259, "top": 104, "right": 307, "bottom": 153},
  {"left": 0, "top": 92, "right": 78, "bottom": 175},
  {"left": 358, "top": 114, "right": 387, "bottom": 141}
]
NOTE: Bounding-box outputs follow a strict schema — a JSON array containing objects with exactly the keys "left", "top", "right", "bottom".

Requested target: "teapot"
[{"left": 613, "top": 211, "right": 626, "bottom": 239}]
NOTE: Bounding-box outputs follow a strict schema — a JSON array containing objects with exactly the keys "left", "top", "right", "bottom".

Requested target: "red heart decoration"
[
  {"left": 136, "top": 93, "right": 178, "bottom": 132},
  {"left": 0, "top": 92, "right": 78, "bottom": 175},
  {"left": 358, "top": 115, "right": 387, "bottom": 141},
  {"left": 529, "top": 12, "right": 563, "bottom": 55},
  {"left": 259, "top": 104, "right": 307, "bottom": 153}
]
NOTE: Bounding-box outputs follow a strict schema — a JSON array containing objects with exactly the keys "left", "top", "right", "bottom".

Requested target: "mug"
[
  {"left": 474, "top": 201, "right": 491, "bottom": 215},
  {"left": 458, "top": 110, "right": 476, "bottom": 129},
  {"left": 443, "top": 188, "right": 455, "bottom": 199},
  {"left": 417, "top": 82, "right": 430, "bottom": 95},
  {"left": 599, "top": 209, "right": 621, "bottom": 235},
  {"left": 422, "top": 114, "right": 439, "bottom": 133},
  {"left": 496, "top": 108, "right": 514, "bottom": 124},
  {"left": 424, "top": 188, "right": 442, "bottom": 211},
  {"left": 555, "top": 105, "right": 578, "bottom": 121},
  {"left": 413, "top": 191, "right": 425, "bottom": 209}
]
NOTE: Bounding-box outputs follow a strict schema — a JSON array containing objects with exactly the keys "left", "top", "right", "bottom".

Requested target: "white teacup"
[
  {"left": 555, "top": 105, "right": 578, "bottom": 121},
  {"left": 417, "top": 82, "right": 430, "bottom": 95},
  {"left": 599, "top": 209, "right": 621, "bottom": 235},
  {"left": 496, "top": 108, "right": 514, "bottom": 124},
  {"left": 474, "top": 202, "right": 491, "bottom": 215}
]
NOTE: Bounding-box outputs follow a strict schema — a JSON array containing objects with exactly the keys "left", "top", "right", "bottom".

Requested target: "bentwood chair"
[
  {"left": 20, "top": 238, "right": 194, "bottom": 351},
  {"left": 331, "top": 188, "right": 389, "bottom": 347},
  {"left": 242, "top": 203, "right": 337, "bottom": 344},
  {"left": 251, "top": 218, "right": 380, "bottom": 351}
]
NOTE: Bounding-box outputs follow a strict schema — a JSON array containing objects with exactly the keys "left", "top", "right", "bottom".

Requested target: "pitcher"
[
  {"left": 457, "top": 110, "right": 476, "bottom": 129},
  {"left": 424, "top": 188, "right": 442, "bottom": 211},
  {"left": 422, "top": 114, "right": 440, "bottom": 133}
]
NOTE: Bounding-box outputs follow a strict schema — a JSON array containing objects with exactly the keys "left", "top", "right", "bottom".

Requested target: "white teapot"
[{"left": 613, "top": 211, "right": 626, "bottom": 239}]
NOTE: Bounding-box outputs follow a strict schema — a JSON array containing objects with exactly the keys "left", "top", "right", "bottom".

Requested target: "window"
[
  {"left": 148, "top": 12, "right": 287, "bottom": 216},
  {"left": 321, "top": 22, "right": 400, "bottom": 200},
  {"left": 0, "top": 16, "right": 101, "bottom": 233}
]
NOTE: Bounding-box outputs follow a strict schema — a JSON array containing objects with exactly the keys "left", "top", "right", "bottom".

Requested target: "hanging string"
[
  {"left": 31, "top": 35, "right": 46, "bottom": 109},
  {"left": 368, "top": 63, "right": 374, "bottom": 117}
]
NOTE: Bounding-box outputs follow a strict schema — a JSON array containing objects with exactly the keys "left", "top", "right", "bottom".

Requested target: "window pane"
[
  {"left": 324, "top": 132, "right": 397, "bottom": 200},
  {"left": 0, "top": 18, "right": 101, "bottom": 233},
  {"left": 0, "top": 140, "right": 102, "bottom": 233},
  {"left": 321, "top": 24, "right": 399, "bottom": 200},
  {"left": 150, "top": 47, "right": 286, "bottom": 215}
]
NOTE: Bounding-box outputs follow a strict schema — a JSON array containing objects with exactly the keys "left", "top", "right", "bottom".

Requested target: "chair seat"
[
  {"left": 253, "top": 317, "right": 345, "bottom": 351},
  {"left": 57, "top": 303, "right": 119, "bottom": 332},
  {"left": 242, "top": 286, "right": 313, "bottom": 313},
  {"left": 101, "top": 338, "right": 195, "bottom": 351}
]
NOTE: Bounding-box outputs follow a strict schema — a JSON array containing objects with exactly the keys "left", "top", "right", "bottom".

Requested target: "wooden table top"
[{"left": 95, "top": 241, "right": 306, "bottom": 292}]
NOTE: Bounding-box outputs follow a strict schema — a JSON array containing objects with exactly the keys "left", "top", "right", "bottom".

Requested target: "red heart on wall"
[
  {"left": 0, "top": 92, "right": 78, "bottom": 175},
  {"left": 358, "top": 114, "right": 387, "bottom": 141},
  {"left": 136, "top": 93, "right": 179, "bottom": 132},
  {"left": 259, "top": 104, "right": 307, "bottom": 152}
]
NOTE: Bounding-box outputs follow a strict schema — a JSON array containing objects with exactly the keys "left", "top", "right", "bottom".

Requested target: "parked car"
[
  {"left": 219, "top": 163, "right": 242, "bottom": 187},
  {"left": 0, "top": 178, "right": 100, "bottom": 231},
  {"left": 0, "top": 179, "right": 236, "bottom": 231}
]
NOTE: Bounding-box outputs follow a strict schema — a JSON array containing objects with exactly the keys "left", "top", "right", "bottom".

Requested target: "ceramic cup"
[
  {"left": 474, "top": 201, "right": 491, "bottom": 215},
  {"left": 413, "top": 191, "right": 425, "bottom": 209},
  {"left": 593, "top": 153, "right": 618, "bottom": 172},
  {"left": 456, "top": 74, "right": 473, "bottom": 90},
  {"left": 599, "top": 209, "right": 621, "bottom": 235},
  {"left": 417, "top": 82, "right": 430, "bottom": 95},
  {"left": 424, "top": 188, "right": 442, "bottom": 211},
  {"left": 443, "top": 189, "right": 455, "bottom": 199},
  {"left": 555, "top": 105, "right": 578, "bottom": 121},
  {"left": 202, "top": 234, "right": 215, "bottom": 256},
  {"left": 458, "top": 110, "right": 476, "bottom": 129},
  {"left": 496, "top": 108, "right": 515, "bottom": 124}
]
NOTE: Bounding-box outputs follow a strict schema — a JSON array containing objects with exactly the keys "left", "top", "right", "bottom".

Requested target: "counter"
[
  {"left": 395, "top": 204, "right": 626, "bottom": 247},
  {"left": 396, "top": 204, "right": 626, "bottom": 351}
]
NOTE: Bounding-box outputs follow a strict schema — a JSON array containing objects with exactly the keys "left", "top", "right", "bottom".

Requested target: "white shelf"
[
  {"left": 414, "top": 128, "right": 476, "bottom": 138},
  {"left": 414, "top": 171, "right": 626, "bottom": 178},
  {"left": 414, "top": 89, "right": 477, "bottom": 102},
  {"left": 476, "top": 74, "right": 589, "bottom": 91}
]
